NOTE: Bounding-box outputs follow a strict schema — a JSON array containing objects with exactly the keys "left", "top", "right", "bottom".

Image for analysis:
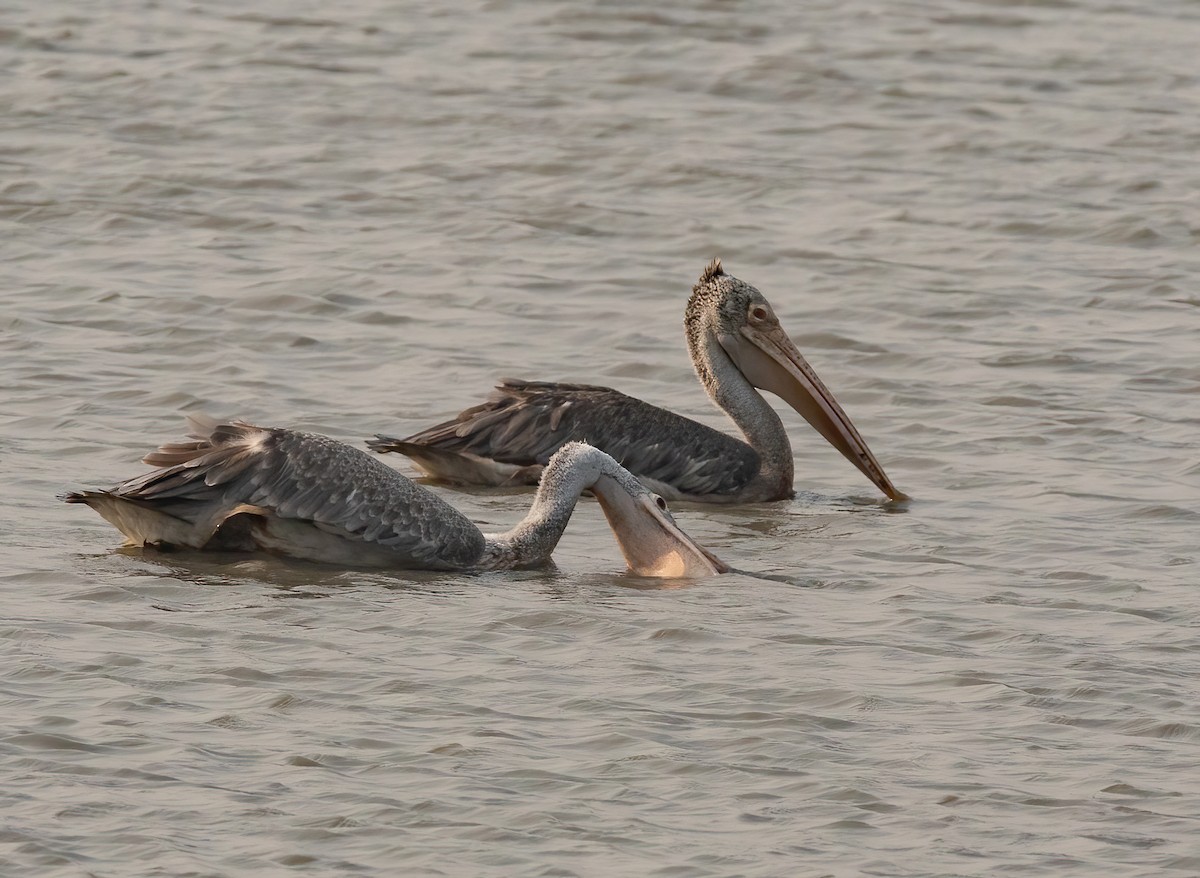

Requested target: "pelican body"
[
  {"left": 65, "top": 417, "right": 726, "bottom": 577},
  {"left": 371, "top": 260, "right": 905, "bottom": 504}
]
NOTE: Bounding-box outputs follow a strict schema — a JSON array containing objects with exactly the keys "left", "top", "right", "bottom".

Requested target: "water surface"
[{"left": 3, "top": 0, "right": 1199, "bottom": 875}]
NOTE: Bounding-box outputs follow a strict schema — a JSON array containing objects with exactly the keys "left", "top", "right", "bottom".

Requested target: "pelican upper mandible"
[
  {"left": 370, "top": 259, "right": 906, "bottom": 504},
  {"left": 64, "top": 416, "right": 726, "bottom": 576}
]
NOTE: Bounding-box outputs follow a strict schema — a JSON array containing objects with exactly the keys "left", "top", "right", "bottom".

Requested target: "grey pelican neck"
[
  {"left": 686, "top": 310, "right": 795, "bottom": 500},
  {"left": 481, "top": 443, "right": 728, "bottom": 575},
  {"left": 479, "top": 445, "right": 600, "bottom": 568}
]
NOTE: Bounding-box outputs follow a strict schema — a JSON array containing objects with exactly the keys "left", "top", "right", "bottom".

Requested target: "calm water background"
[{"left": 3, "top": 0, "right": 1199, "bottom": 875}]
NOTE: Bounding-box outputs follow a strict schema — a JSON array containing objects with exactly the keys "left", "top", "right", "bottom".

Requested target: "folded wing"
[
  {"left": 371, "top": 379, "right": 761, "bottom": 498},
  {"left": 69, "top": 417, "right": 486, "bottom": 569}
]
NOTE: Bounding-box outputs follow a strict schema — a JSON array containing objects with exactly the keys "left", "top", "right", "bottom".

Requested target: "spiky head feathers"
[
  {"left": 686, "top": 258, "right": 767, "bottom": 333},
  {"left": 698, "top": 257, "right": 725, "bottom": 285}
]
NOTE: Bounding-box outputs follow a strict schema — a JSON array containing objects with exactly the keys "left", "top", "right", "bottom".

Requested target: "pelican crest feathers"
[{"left": 697, "top": 257, "right": 725, "bottom": 286}]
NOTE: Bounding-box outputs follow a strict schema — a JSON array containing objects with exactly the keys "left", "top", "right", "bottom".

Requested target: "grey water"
[{"left": 3, "top": 0, "right": 1199, "bottom": 875}]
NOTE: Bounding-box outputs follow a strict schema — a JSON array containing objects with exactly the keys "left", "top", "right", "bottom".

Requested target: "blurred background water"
[{"left": 3, "top": 0, "right": 1199, "bottom": 875}]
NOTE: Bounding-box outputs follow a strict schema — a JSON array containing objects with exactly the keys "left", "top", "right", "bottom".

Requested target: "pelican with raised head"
[
  {"left": 64, "top": 417, "right": 726, "bottom": 577},
  {"left": 370, "top": 259, "right": 905, "bottom": 504}
]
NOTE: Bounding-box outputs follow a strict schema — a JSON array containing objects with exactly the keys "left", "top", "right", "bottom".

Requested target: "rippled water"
[{"left": 4, "top": 0, "right": 1199, "bottom": 874}]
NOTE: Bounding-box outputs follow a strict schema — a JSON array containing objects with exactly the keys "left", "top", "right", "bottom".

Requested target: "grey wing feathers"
[
  {"left": 106, "top": 420, "right": 486, "bottom": 568},
  {"left": 377, "top": 379, "right": 761, "bottom": 497}
]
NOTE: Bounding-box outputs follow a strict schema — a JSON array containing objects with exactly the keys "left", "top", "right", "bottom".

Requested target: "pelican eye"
[
  {"left": 751, "top": 305, "right": 769, "bottom": 321},
  {"left": 654, "top": 495, "right": 668, "bottom": 511}
]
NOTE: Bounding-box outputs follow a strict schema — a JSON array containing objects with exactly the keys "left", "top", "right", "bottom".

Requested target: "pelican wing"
[
  {"left": 103, "top": 420, "right": 486, "bottom": 568},
  {"left": 377, "top": 379, "right": 761, "bottom": 498}
]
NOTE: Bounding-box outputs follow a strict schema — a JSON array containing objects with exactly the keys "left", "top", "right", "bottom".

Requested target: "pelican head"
[
  {"left": 686, "top": 258, "right": 906, "bottom": 501},
  {"left": 539, "top": 443, "right": 729, "bottom": 577}
]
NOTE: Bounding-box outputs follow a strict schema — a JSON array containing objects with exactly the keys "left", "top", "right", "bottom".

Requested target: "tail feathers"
[
  {"left": 368, "top": 437, "right": 540, "bottom": 487},
  {"left": 366, "top": 434, "right": 406, "bottom": 454},
  {"left": 65, "top": 415, "right": 277, "bottom": 549},
  {"left": 65, "top": 490, "right": 269, "bottom": 550},
  {"left": 63, "top": 491, "right": 209, "bottom": 548}
]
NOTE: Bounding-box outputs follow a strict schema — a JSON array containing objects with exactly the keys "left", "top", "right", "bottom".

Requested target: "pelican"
[
  {"left": 64, "top": 416, "right": 726, "bottom": 577},
  {"left": 370, "top": 259, "right": 905, "bottom": 504}
]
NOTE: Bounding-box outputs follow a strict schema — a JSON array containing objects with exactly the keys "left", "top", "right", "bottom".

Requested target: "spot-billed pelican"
[
  {"left": 64, "top": 416, "right": 726, "bottom": 576},
  {"left": 371, "top": 259, "right": 905, "bottom": 504}
]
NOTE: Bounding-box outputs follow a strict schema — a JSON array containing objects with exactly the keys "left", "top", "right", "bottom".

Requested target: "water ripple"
[{"left": 3, "top": 0, "right": 1200, "bottom": 875}]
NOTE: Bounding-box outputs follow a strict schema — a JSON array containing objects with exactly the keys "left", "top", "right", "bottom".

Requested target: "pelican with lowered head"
[
  {"left": 370, "top": 259, "right": 905, "bottom": 504},
  {"left": 64, "top": 416, "right": 726, "bottom": 577}
]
